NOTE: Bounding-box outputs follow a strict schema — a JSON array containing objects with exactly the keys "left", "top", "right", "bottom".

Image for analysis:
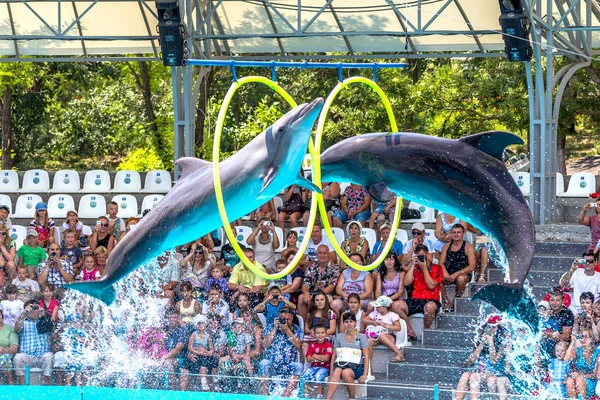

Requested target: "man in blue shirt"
[
  {"left": 259, "top": 307, "right": 304, "bottom": 396},
  {"left": 14, "top": 300, "right": 53, "bottom": 385}
]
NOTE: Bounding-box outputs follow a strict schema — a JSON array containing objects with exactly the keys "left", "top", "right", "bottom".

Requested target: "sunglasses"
[
  {"left": 411, "top": 231, "right": 423, "bottom": 236},
  {"left": 100, "top": 223, "right": 109, "bottom": 227}
]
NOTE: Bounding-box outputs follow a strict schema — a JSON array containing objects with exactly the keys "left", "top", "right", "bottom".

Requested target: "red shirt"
[
  {"left": 412, "top": 263, "right": 443, "bottom": 301},
  {"left": 306, "top": 340, "right": 333, "bottom": 368}
]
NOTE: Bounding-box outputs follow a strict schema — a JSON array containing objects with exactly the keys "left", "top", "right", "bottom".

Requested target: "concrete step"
[
  {"left": 422, "top": 328, "right": 474, "bottom": 347},
  {"left": 402, "top": 344, "right": 470, "bottom": 366},
  {"left": 534, "top": 242, "right": 587, "bottom": 256},
  {"left": 532, "top": 255, "right": 575, "bottom": 271},
  {"left": 387, "top": 362, "right": 463, "bottom": 385},
  {"left": 366, "top": 379, "right": 454, "bottom": 400},
  {"left": 436, "top": 313, "right": 481, "bottom": 330},
  {"left": 454, "top": 297, "right": 494, "bottom": 315},
  {"left": 488, "top": 268, "right": 562, "bottom": 286}
]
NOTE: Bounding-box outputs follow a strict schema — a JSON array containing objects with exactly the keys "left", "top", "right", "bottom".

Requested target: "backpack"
[
  {"left": 401, "top": 207, "right": 421, "bottom": 220},
  {"left": 36, "top": 302, "right": 54, "bottom": 334}
]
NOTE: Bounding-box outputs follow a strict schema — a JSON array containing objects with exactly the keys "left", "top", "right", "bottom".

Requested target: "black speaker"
[
  {"left": 156, "top": 0, "right": 186, "bottom": 66},
  {"left": 499, "top": 13, "right": 532, "bottom": 62},
  {"left": 498, "top": 0, "right": 524, "bottom": 14},
  {"left": 156, "top": 0, "right": 181, "bottom": 23}
]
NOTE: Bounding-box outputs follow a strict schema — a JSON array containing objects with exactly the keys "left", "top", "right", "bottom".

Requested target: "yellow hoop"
[{"left": 311, "top": 76, "right": 403, "bottom": 272}]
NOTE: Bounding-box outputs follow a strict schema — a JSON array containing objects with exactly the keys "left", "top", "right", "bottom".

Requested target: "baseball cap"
[
  {"left": 411, "top": 222, "right": 426, "bottom": 231},
  {"left": 371, "top": 296, "right": 393, "bottom": 308},
  {"left": 66, "top": 209, "right": 78, "bottom": 216},
  {"left": 232, "top": 317, "right": 245, "bottom": 325},
  {"left": 26, "top": 228, "right": 38, "bottom": 237},
  {"left": 537, "top": 300, "right": 550, "bottom": 311},
  {"left": 379, "top": 222, "right": 392, "bottom": 232},
  {"left": 35, "top": 202, "right": 47, "bottom": 211},
  {"left": 0, "top": 205, "right": 9, "bottom": 212}
]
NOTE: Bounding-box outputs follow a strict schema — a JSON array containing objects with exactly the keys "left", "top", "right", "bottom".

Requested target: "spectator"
[
  {"left": 331, "top": 184, "right": 371, "bottom": 228},
  {"left": 303, "top": 324, "right": 333, "bottom": 399},
  {"left": 61, "top": 229, "right": 83, "bottom": 276},
  {"left": 347, "top": 293, "right": 364, "bottom": 333},
  {"left": 541, "top": 289, "right": 574, "bottom": 360},
  {"left": 326, "top": 311, "right": 369, "bottom": 400},
  {"left": 89, "top": 216, "right": 115, "bottom": 254},
  {"left": 298, "top": 244, "right": 341, "bottom": 319},
  {"left": 202, "top": 284, "right": 230, "bottom": 326},
  {"left": 277, "top": 182, "right": 306, "bottom": 231},
  {"left": 0, "top": 224, "right": 15, "bottom": 282},
  {"left": 37, "top": 243, "right": 74, "bottom": 287},
  {"left": 250, "top": 199, "right": 276, "bottom": 221},
  {"left": 280, "top": 230, "right": 300, "bottom": 262},
  {"left": 401, "top": 223, "right": 434, "bottom": 267},
  {"left": 258, "top": 307, "right": 304, "bottom": 397},
  {"left": 17, "top": 229, "right": 47, "bottom": 279},
  {"left": 218, "top": 317, "right": 254, "bottom": 377},
  {"left": 176, "top": 281, "right": 201, "bottom": 324},
  {"left": 397, "top": 244, "right": 443, "bottom": 335},
  {"left": 227, "top": 248, "right": 267, "bottom": 307},
  {"left": 559, "top": 250, "right": 600, "bottom": 314},
  {"left": 217, "top": 239, "right": 240, "bottom": 275},
  {"left": 0, "top": 309, "right": 18, "bottom": 385},
  {"left": 162, "top": 309, "right": 191, "bottom": 390},
  {"left": 205, "top": 264, "right": 228, "bottom": 294},
  {"left": 578, "top": 198, "right": 600, "bottom": 251},
  {"left": 254, "top": 285, "right": 296, "bottom": 326},
  {"left": 305, "top": 224, "right": 336, "bottom": 263},
  {"left": 1, "top": 285, "right": 24, "bottom": 327},
  {"left": 362, "top": 295, "right": 405, "bottom": 363},
  {"left": 281, "top": 251, "right": 305, "bottom": 303},
  {"left": 12, "top": 265, "right": 40, "bottom": 301},
  {"left": 434, "top": 212, "right": 466, "bottom": 258},
  {"left": 155, "top": 250, "right": 181, "bottom": 305},
  {"left": 373, "top": 251, "right": 405, "bottom": 314},
  {"left": 439, "top": 223, "right": 476, "bottom": 311},
  {"left": 106, "top": 201, "right": 125, "bottom": 241},
  {"left": 303, "top": 181, "right": 341, "bottom": 226},
  {"left": 368, "top": 195, "right": 396, "bottom": 230},
  {"left": 0, "top": 204, "right": 12, "bottom": 230},
  {"left": 29, "top": 202, "right": 55, "bottom": 248},
  {"left": 372, "top": 223, "right": 403, "bottom": 264},
  {"left": 77, "top": 255, "right": 101, "bottom": 281},
  {"left": 14, "top": 300, "right": 54, "bottom": 385},
  {"left": 564, "top": 328, "right": 599, "bottom": 399},
  {"left": 180, "top": 241, "right": 214, "bottom": 293},
  {"left": 180, "top": 314, "right": 215, "bottom": 391},
  {"left": 340, "top": 221, "right": 369, "bottom": 267},
  {"left": 269, "top": 260, "right": 294, "bottom": 300},
  {"left": 61, "top": 210, "right": 86, "bottom": 248},
  {"left": 545, "top": 341, "right": 569, "bottom": 399},
  {"left": 572, "top": 292, "right": 596, "bottom": 341},
  {"left": 93, "top": 246, "right": 108, "bottom": 276},
  {"left": 304, "top": 291, "right": 337, "bottom": 343},
  {"left": 39, "top": 284, "right": 59, "bottom": 323},
  {"left": 117, "top": 217, "right": 139, "bottom": 244},
  {"left": 247, "top": 217, "right": 280, "bottom": 272},
  {"left": 331, "top": 253, "right": 373, "bottom": 316}
]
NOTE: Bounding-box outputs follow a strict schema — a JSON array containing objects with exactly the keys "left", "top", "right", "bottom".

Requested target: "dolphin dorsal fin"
[
  {"left": 459, "top": 131, "right": 523, "bottom": 160},
  {"left": 175, "top": 157, "right": 212, "bottom": 180}
]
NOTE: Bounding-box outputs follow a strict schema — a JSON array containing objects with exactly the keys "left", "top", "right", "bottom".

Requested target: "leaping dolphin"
[
  {"left": 69, "top": 98, "right": 324, "bottom": 304},
  {"left": 320, "top": 131, "right": 537, "bottom": 327}
]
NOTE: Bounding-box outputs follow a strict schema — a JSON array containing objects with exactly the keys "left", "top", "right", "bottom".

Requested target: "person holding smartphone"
[
  {"left": 247, "top": 217, "right": 280, "bottom": 272},
  {"left": 395, "top": 244, "right": 444, "bottom": 332},
  {"left": 559, "top": 250, "right": 600, "bottom": 314},
  {"left": 37, "top": 243, "right": 74, "bottom": 287},
  {"left": 578, "top": 197, "right": 600, "bottom": 251}
]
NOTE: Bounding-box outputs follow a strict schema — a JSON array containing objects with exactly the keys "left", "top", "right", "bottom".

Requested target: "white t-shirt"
[
  {"left": 11, "top": 278, "right": 40, "bottom": 301},
  {"left": 570, "top": 268, "right": 600, "bottom": 313},
  {"left": 306, "top": 236, "right": 334, "bottom": 261},
  {"left": 402, "top": 238, "right": 435, "bottom": 255},
  {"left": 368, "top": 310, "right": 400, "bottom": 326},
  {"left": 0, "top": 299, "right": 24, "bottom": 327}
]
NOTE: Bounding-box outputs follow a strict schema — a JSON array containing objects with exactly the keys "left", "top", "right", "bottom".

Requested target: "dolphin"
[
  {"left": 69, "top": 98, "right": 324, "bottom": 304},
  {"left": 320, "top": 131, "right": 538, "bottom": 327}
]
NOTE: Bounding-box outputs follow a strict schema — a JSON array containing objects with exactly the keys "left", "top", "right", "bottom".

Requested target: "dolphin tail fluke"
[
  {"left": 68, "top": 281, "right": 117, "bottom": 305},
  {"left": 472, "top": 283, "right": 539, "bottom": 332}
]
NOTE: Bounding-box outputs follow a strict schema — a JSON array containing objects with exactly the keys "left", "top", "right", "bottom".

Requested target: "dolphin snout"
[{"left": 294, "top": 97, "right": 324, "bottom": 122}]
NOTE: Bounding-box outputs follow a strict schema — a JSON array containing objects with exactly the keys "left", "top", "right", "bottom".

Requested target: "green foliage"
[{"left": 117, "top": 147, "right": 165, "bottom": 172}]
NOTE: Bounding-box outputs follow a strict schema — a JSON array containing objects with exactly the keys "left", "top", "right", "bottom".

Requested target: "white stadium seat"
[
  {"left": 331, "top": 227, "right": 345, "bottom": 245},
  {"left": 403, "top": 201, "right": 436, "bottom": 224},
  {"left": 143, "top": 170, "right": 172, "bottom": 193},
  {"left": 559, "top": 172, "right": 596, "bottom": 197},
  {"left": 81, "top": 225, "right": 93, "bottom": 237},
  {"left": 113, "top": 170, "right": 142, "bottom": 193},
  {"left": 360, "top": 228, "right": 377, "bottom": 253},
  {"left": 13, "top": 194, "right": 43, "bottom": 218},
  {"left": 273, "top": 197, "right": 283, "bottom": 220},
  {"left": 21, "top": 169, "right": 50, "bottom": 193},
  {"left": 9, "top": 225, "right": 27, "bottom": 250},
  {"left": 50, "top": 170, "right": 81, "bottom": 193},
  {"left": 556, "top": 172, "right": 565, "bottom": 196},
  {"left": 0, "top": 170, "right": 19, "bottom": 193},
  {"left": 0, "top": 195, "right": 12, "bottom": 214},
  {"left": 78, "top": 195, "right": 107, "bottom": 219},
  {"left": 510, "top": 172, "right": 530, "bottom": 196},
  {"left": 212, "top": 228, "right": 224, "bottom": 252},
  {"left": 425, "top": 229, "right": 436, "bottom": 242},
  {"left": 141, "top": 195, "right": 164, "bottom": 212},
  {"left": 82, "top": 170, "right": 111, "bottom": 193},
  {"left": 47, "top": 194, "right": 75, "bottom": 219},
  {"left": 290, "top": 227, "right": 307, "bottom": 243},
  {"left": 274, "top": 226, "right": 285, "bottom": 252},
  {"left": 339, "top": 182, "right": 351, "bottom": 195},
  {"left": 235, "top": 226, "right": 253, "bottom": 248},
  {"left": 396, "top": 229, "right": 409, "bottom": 247},
  {"left": 111, "top": 194, "right": 139, "bottom": 218}
]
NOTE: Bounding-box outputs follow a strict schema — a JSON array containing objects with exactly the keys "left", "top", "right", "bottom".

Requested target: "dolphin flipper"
[
  {"left": 69, "top": 282, "right": 117, "bottom": 305},
  {"left": 295, "top": 174, "right": 322, "bottom": 194},
  {"left": 473, "top": 283, "right": 539, "bottom": 332},
  {"left": 459, "top": 131, "right": 524, "bottom": 160}
]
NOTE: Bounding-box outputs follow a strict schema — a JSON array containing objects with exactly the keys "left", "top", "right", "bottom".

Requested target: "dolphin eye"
[{"left": 277, "top": 126, "right": 285, "bottom": 133}]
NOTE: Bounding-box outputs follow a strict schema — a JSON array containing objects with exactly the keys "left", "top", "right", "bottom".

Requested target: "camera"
[
  {"left": 592, "top": 203, "right": 598, "bottom": 208},
  {"left": 278, "top": 317, "right": 286, "bottom": 324},
  {"left": 578, "top": 258, "right": 587, "bottom": 265},
  {"left": 30, "top": 304, "right": 39, "bottom": 311},
  {"left": 195, "top": 248, "right": 203, "bottom": 255},
  {"left": 417, "top": 254, "right": 425, "bottom": 262},
  {"left": 263, "top": 221, "right": 271, "bottom": 226},
  {"left": 50, "top": 251, "right": 57, "bottom": 257},
  {"left": 272, "top": 294, "right": 279, "bottom": 299}
]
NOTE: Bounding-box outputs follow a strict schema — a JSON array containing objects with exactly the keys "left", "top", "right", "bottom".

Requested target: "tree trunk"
[
  {"left": 1, "top": 87, "right": 13, "bottom": 170},
  {"left": 193, "top": 67, "right": 215, "bottom": 159}
]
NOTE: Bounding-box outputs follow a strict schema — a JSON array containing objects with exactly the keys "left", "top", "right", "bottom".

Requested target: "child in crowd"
[
  {"left": 176, "top": 281, "right": 201, "bottom": 324},
  {"left": 346, "top": 293, "right": 364, "bottom": 332},
  {"left": 303, "top": 324, "right": 333, "bottom": 399},
  {"left": 219, "top": 317, "right": 254, "bottom": 376},
  {"left": 77, "top": 255, "right": 101, "bottom": 281},
  {"left": 62, "top": 209, "right": 87, "bottom": 248},
  {"left": 205, "top": 264, "right": 228, "bottom": 294},
  {"left": 546, "top": 341, "right": 569, "bottom": 399},
  {"left": 233, "top": 292, "right": 251, "bottom": 318},
  {"left": 363, "top": 295, "right": 405, "bottom": 363},
  {"left": 0, "top": 284, "right": 23, "bottom": 327},
  {"left": 11, "top": 265, "right": 40, "bottom": 301},
  {"left": 254, "top": 285, "right": 296, "bottom": 326},
  {"left": 202, "top": 284, "right": 230, "bottom": 326},
  {"left": 180, "top": 314, "right": 215, "bottom": 391},
  {"left": 106, "top": 201, "right": 125, "bottom": 241},
  {"left": 61, "top": 229, "right": 83, "bottom": 275},
  {"left": 269, "top": 260, "right": 293, "bottom": 300},
  {"left": 30, "top": 202, "right": 55, "bottom": 248},
  {"left": 304, "top": 291, "right": 337, "bottom": 343},
  {"left": 368, "top": 196, "right": 396, "bottom": 229},
  {"left": 16, "top": 229, "right": 47, "bottom": 278},
  {"left": 0, "top": 204, "right": 12, "bottom": 229},
  {"left": 218, "top": 241, "right": 240, "bottom": 274}
]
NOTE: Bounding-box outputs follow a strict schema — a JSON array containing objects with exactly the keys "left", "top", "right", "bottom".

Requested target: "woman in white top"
[
  {"left": 180, "top": 242, "right": 215, "bottom": 293},
  {"left": 247, "top": 217, "right": 280, "bottom": 272}
]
